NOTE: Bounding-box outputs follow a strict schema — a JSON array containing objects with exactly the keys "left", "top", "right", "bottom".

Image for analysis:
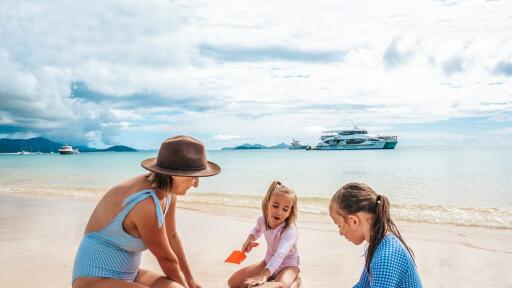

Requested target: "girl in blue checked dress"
[{"left": 329, "top": 183, "right": 422, "bottom": 288}]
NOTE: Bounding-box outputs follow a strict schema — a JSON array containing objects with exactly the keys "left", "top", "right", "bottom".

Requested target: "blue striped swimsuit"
[{"left": 72, "top": 189, "right": 171, "bottom": 282}]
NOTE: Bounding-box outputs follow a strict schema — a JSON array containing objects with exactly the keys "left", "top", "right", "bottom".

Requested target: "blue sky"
[{"left": 0, "top": 0, "right": 511, "bottom": 149}]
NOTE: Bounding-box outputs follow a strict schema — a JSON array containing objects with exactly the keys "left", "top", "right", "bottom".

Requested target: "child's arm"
[
  {"left": 242, "top": 216, "right": 264, "bottom": 252},
  {"left": 245, "top": 226, "right": 298, "bottom": 287},
  {"left": 265, "top": 226, "right": 298, "bottom": 276},
  {"left": 244, "top": 268, "right": 272, "bottom": 287},
  {"left": 242, "top": 234, "right": 256, "bottom": 253}
]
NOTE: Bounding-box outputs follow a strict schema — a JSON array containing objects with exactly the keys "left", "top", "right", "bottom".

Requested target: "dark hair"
[
  {"left": 330, "top": 182, "right": 414, "bottom": 274},
  {"left": 262, "top": 180, "right": 298, "bottom": 232},
  {"left": 145, "top": 172, "right": 173, "bottom": 193}
]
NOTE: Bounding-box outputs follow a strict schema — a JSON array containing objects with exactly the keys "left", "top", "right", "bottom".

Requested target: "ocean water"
[{"left": 0, "top": 146, "right": 511, "bottom": 229}]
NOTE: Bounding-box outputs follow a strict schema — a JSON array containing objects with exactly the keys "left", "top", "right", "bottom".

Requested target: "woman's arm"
[
  {"left": 165, "top": 194, "right": 198, "bottom": 288},
  {"left": 131, "top": 198, "right": 188, "bottom": 287}
]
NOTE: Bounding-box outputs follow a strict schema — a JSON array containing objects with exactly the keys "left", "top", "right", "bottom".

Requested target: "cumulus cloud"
[
  {"left": 442, "top": 56, "right": 468, "bottom": 76},
  {"left": 0, "top": 0, "right": 511, "bottom": 148},
  {"left": 199, "top": 44, "right": 345, "bottom": 63},
  {"left": 213, "top": 134, "right": 247, "bottom": 141},
  {"left": 494, "top": 61, "right": 512, "bottom": 76},
  {"left": 382, "top": 37, "right": 417, "bottom": 68}
]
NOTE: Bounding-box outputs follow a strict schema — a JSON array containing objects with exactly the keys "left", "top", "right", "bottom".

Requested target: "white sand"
[{"left": 0, "top": 194, "right": 511, "bottom": 287}]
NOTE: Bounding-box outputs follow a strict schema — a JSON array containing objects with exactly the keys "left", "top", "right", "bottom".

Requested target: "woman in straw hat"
[{"left": 72, "top": 135, "right": 220, "bottom": 288}]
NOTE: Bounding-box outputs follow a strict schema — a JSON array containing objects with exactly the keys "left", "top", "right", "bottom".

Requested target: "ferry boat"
[
  {"left": 312, "top": 127, "right": 397, "bottom": 150},
  {"left": 58, "top": 145, "right": 80, "bottom": 154},
  {"left": 289, "top": 139, "right": 310, "bottom": 150}
]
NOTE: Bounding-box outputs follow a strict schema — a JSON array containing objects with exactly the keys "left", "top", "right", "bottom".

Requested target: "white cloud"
[
  {"left": 213, "top": 134, "right": 246, "bottom": 141},
  {"left": 0, "top": 0, "right": 511, "bottom": 148}
]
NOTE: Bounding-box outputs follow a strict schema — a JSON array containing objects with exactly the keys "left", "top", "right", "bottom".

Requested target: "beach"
[{"left": 1, "top": 193, "right": 511, "bottom": 288}]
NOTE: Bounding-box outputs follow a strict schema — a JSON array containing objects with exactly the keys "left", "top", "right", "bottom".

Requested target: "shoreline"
[
  {"left": 1, "top": 193, "right": 511, "bottom": 287},
  {"left": 1, "top": 188, "right": 511, "bottom": 231}
]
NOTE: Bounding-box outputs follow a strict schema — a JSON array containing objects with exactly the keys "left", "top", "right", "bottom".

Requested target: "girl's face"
[
  {"left": 171, "top": 176, "right": 199, "bottom": 195},
  {"left": 266, "top": 191, "right": 294, "bottom": 229},
  {"left": 329, "top": 203, "right": 366, "bottom": 245}
]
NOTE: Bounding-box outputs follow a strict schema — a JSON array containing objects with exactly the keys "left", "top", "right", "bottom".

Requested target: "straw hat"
[{"left": 141, "top": 135, "right": 220, "bottom": 177}]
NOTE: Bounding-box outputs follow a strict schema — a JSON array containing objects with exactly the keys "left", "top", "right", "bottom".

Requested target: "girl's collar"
[{"left": 266, "top": 218, "right": 287, "bottom": 230}]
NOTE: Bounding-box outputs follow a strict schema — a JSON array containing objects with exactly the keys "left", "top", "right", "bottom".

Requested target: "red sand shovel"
[{"left": 225, "top": 242, "right": 259, "bottom": 264}]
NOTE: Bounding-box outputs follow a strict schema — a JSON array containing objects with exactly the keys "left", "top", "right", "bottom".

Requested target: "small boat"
[
  {"left": 289, "top": 139, "right": 310, "bottom": 150},
  {"left": 58, "top": 145, "right": 80, "bottom": 154}
]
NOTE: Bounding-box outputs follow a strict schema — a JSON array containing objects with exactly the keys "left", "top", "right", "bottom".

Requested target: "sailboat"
[{"left": 18, "top": 139, "right": 27, "bottom": 155}]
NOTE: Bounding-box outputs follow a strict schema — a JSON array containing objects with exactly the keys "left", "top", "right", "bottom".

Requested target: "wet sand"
[{"left": 0, "top": 194, "right": 511, "bottom": 287}]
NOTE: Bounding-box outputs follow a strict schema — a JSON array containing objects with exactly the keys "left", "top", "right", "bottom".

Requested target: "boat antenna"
[{"left": 350, "top": 120, "right": 359, "bottom": 130}]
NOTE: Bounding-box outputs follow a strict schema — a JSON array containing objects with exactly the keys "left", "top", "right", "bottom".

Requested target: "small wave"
[
  {"left": 3, "top": 188, "right": 510, "bottom": 229},
  {"left": 181, "top": 193, "right": 512, "bottom": 229}
]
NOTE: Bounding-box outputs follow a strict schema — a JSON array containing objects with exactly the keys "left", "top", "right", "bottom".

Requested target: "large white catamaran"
[{"left": 311, "top": 127, "right": 398, "bottom": 150}]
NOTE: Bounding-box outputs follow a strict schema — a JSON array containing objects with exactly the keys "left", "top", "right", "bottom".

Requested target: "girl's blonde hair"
[{"left": 261, "top": 180, "right": 298, "bottom": 232}]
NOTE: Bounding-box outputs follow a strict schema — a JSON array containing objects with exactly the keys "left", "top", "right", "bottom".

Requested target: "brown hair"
[
  {"left": 262, "top": 180, "right": 298, "bottom": 232},
  {"left": 330, "top": 182, "right": 414, "bottom": 274},
  {"left": 145, "top": 172, "right": 173, "bottom": 194}
]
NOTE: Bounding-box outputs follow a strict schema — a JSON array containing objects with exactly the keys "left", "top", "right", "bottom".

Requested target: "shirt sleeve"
[
  {"left": 265, "top": 225, "right": 298, "bottom": 275},
  {"left": 250, "top": 216, "right": 265, "bottom": 240}
]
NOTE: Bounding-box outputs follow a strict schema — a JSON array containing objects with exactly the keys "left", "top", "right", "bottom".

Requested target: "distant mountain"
[
  {"left": 222, "top": 142, "right": 290, "bottom": 150},
  {"left": 0, "top": 137, "right": 63, "bottom": 153},
  {"left": 103, "top": 145, "right": 137, "bottom": 152},
  {"left": 269, "top": 142, "right": 290, "bottom": 149},
  {"left": 0, "top": 137, "right": 137, "bottom": 153}
]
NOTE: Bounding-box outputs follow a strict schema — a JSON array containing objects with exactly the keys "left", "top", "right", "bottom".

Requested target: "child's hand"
[
  {"left": 242, "top": 240, "right": 253, "bottom": 253},
  {"left": 244, "top": 273, "right": 268, "bottom": 287}
]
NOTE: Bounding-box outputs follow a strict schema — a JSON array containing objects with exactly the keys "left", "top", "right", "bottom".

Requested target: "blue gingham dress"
[{"left": 354, "top": 234, "right": 423, "bottom": 288}]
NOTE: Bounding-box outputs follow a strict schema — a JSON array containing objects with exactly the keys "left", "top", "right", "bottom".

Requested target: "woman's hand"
[{"left": 186, "top": 278, "right": 202, "bottom": 288}]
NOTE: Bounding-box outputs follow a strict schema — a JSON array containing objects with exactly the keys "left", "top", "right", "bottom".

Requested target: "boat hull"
[
  {"left": 313, "top": 141, "right": 396, "bottom": 150},
  {"left": 59, "top": 150, "right": 76, "bottom": 154},
  {"left": 383, "top": 141, "right": 398, "bottom": 149},
  {"left": 289, "top": 145, "right": 309, "bottom": 150}
]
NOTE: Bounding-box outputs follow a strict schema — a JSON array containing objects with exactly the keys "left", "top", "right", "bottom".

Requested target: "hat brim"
[{"left": 141, "top": 158, "right": 221, "bottom": 177}]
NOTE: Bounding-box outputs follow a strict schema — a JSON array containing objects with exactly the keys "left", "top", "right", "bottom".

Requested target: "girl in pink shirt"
[{"left": 228, "top": 181, "right": 301, "bottom": 288}]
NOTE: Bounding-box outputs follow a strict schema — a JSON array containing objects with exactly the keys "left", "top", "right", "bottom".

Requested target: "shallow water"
[{"left": 1, "top": 146, "right": 511, "bottom": 228}]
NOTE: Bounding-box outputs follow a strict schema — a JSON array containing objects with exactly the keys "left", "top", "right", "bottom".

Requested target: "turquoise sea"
[{"left": 0, "top": 146, "right": 511, "bottom": 229}]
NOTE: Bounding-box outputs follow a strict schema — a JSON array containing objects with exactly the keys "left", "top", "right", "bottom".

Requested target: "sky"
[{"left": 0, "top": 0, "right": 511, "bottom": 149}]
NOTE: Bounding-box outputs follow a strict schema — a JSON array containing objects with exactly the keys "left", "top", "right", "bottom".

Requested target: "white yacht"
[
  {"left": 313, "top": 127, "right": 398, "bottom": 150},
  {"left": 289, "top": 139, "right": 310, "bottom": 150},
  {"left": 58, "top": 145, "right": 80, "bottom": 154}
]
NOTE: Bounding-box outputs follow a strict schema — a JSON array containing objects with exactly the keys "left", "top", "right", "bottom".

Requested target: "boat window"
[{"left": 346, "top": 138, "right": 365, "bottom": 145}]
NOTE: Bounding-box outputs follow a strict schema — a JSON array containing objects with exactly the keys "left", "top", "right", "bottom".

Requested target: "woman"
[{"left": 72, "top": 135, "right": 220, "bottom": 288}]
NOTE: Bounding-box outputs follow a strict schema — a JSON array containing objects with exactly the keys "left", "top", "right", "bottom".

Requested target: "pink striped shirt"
[{"left": 250, "top": 215, "right": 300, "bottom": 275}]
